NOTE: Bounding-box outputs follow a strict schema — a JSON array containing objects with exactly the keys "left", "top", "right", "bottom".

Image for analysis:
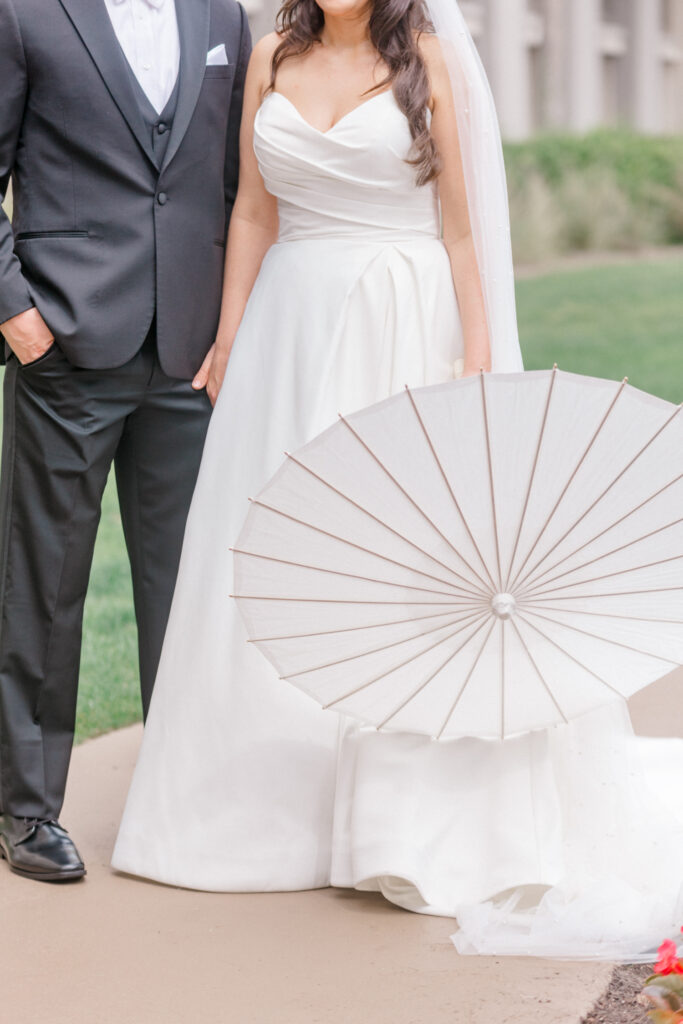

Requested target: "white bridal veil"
[{"left": 428, "top": 0, "right": 523, "bottom": 373}]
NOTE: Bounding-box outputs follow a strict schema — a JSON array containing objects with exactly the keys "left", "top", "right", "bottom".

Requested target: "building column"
[
  {"left": 543, "top": 0, "right": 568, "bottom": 129},
  {"left": 672, "top": 0, "right": 683, "bottom": 133},
  {"left": 565, "top": 0, "right": 602, "bottom": 132},
  {"left": 627, "top": 0, "right": 664, "bottom": 133},
  {"left": 245, "top": 0, "right": 269, "bottom": 42},
  {"left": 484, "top": 0, "right": 532, "bottom": 140}
]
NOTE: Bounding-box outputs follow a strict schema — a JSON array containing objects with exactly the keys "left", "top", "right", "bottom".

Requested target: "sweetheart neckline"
[{"left": 262, "top": 89, "right": 395, "bottom": 136}]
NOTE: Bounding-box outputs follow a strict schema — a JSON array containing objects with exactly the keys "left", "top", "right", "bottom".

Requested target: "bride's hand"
[
  {"left": 454, "top": 357, "right": 490, "bottom": 380},
  {"left": 192, "top": 341, "right": 233, "bottom": 407}
]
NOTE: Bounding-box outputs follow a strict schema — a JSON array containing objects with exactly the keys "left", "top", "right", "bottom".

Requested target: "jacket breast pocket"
[{"left": 203, "top": 66, "right": 235, "bottom": 80}]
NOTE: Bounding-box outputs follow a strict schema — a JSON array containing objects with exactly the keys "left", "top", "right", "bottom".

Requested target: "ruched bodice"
[{"left": 253, "top": 90, "right": 441, "bottom": 244}]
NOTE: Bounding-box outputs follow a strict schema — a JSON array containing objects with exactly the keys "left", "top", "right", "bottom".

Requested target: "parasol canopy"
[{"left": 233, "top": 370, "right": 683, "bottom": 739}]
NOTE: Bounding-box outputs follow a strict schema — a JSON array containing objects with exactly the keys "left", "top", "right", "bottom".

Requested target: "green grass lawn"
[
  {"left": 517, "top": 258, "right": 683, "bottom": 404},
  {"left": 77, "top": 478, "right": 140, "bottom": 742},
  {"left": 1, "top": 255, "right": 681, "bottom": 743}
]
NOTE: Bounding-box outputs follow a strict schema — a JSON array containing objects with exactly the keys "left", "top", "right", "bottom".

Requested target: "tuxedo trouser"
[{"left": 0, "top": 333, "right": 212, "bottom": 819}]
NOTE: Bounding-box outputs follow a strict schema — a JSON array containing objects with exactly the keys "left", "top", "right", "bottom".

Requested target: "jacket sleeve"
[
  {"left": 223, "top": 2, "right": 252, "bottom": 231},
  {"left": 0, "top": 0, "right": 33, "bottom": 325}
]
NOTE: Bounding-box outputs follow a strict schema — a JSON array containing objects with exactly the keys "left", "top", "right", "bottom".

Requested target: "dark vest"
[{"left": 125, "top": 67, "right": 180, "bottom": 169}]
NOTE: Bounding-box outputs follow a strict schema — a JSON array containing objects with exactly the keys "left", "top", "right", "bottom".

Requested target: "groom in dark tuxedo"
[{"left": 0, "top": 0, "right": 250, "bottom": 881}]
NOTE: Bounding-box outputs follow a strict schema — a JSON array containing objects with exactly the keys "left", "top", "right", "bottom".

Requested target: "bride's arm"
[
  {"left": 194, "top": 34, "right": 280, "bottom": 405},
  {"left": 422, "top": 38, "right": 491, "bottom": 376}
]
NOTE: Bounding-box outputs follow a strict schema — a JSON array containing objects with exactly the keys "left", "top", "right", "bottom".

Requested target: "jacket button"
[
  {"left": 157, "top": 122, "right": 168, "bottom": 135},
  {"left": 157, "top": 192, "right": 168, "bottom": 205}
]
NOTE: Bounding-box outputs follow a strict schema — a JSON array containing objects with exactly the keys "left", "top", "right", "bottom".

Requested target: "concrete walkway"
[{"left": 2, "top": 669, "right": 681, "bottom": 1024}]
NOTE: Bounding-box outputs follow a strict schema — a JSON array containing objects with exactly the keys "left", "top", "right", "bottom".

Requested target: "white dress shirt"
[{"left": 104, "top": 0, "right": 180, "bottom": 115}]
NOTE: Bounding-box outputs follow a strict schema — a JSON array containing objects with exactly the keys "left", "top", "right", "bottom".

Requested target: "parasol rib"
[
  {"left": 231, "top": 595, "right": 479, "bottom": 605},
  {"left": 521, "top": 606, "right": 682, "bottom": 667},
  {"left": 338, "top": 411, "right": 494, "bottom": 592},
  {"left": 281, "top": 610, "right": 485, "bottom": 679},
  {"left": 247, "top": 608, "right": 480, "bottom": 643},
  {"left": 323, "top": 613, "right": 490, "bottom": 709},
  {"left": 522, "top": 585, "right": 683, "bottom": 602},
  {"left": 508, "top": 378, "right": 629, "bottom": 592},
  {"left": 375, "top": 616, "right": 493, "bottom": 730},
  {"left": 519, "top": 516, "right": 683, "bottom": 599},
  {"left": 436, "top": 618, "right": 498, "bottom": 739},
  {"left": 479, "top": 372, "right": 504, "bottom": 591},
  {"left": 508, "top": 618, "right": 568, "bottom": 723},
  {"left": 516, "top": 613, "right": 628, "bottom": 698},
  {"left": 504, "top": 367, "right": 558, "bottom": 590},
  {"left": 248, "top": 499, "right": 485, "bottom": 600},
  {"left": 284, "top": 452, "right": 489, "bottom": 597},
  {"left": 511, "top": 605, "right": 683, "bottom": 627},
  {"left": 232, "top": 548, "right": 487, "bottom": 601},
  {"left": 518, "top": 404, "right": 682, "bottom": 593},
  {"left": 500, "top": 620, "right": 505, "bottom": 739},
  {"left": 523, "top": 552, "right": 683, "bottom": 600},
  {"left": 404, "top": 385, "right": 497, "bottom": 591},
  {"left": 516, "top": 471, "right": 683, "bottom": 598}
]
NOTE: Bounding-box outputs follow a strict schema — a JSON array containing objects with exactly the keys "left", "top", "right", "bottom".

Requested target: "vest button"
[
  {"left": 157, "top": 192, "right": 168, "bottom": 206},
  {"left": 157, "top": 122, "right": 168, "bottom": 135}
]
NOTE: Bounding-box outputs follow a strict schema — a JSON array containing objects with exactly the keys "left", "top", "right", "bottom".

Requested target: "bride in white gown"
[{"left": 113, "top": 0, "right": 683, "bottom": 960}]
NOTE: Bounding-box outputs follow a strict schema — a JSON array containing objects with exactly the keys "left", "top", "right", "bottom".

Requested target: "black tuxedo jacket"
[{"left": 0, "top": 0, "right": 250, "bottom": 378}]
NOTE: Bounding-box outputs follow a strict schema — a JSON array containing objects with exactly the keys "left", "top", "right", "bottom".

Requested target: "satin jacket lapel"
[
  {"left": 58, "top": 0, "right": 156, "bottom": 166},
  {"left": 162, "top": 0, "right": 211, "bottom": 171}
]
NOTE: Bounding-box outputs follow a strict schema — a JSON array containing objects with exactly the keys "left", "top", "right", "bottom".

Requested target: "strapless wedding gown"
[{"left": 113, "top": 90, "right": 683, "bottom": 961}]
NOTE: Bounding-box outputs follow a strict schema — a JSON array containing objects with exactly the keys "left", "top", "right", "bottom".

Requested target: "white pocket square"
[{"left": 206, "top": 44, "right": 229, "bottom": 66}]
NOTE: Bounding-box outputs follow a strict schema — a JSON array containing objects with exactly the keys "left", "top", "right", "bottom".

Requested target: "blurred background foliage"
[{"left": 505, "top": 130, "right": 683, "bottom": 262}]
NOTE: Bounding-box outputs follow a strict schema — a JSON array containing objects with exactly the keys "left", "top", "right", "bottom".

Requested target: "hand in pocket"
[{"left": 0, "top": 307, "right": 55, "bottom": 365}]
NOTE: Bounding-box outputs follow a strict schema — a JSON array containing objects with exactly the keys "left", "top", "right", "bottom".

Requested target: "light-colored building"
[{"left": 245, "top": 0, "right": 683, "bottom": 140}]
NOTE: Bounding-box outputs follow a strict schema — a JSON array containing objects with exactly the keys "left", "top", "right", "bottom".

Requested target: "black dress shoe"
[{"left": 0, "top": 816, "right": 86, "bottom": 882}]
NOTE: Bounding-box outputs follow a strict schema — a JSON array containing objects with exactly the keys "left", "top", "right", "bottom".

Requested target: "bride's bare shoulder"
[
  {"left": 250, "top": 31, "right": 282, "bottom": 70},
  {"left": 248, "top": 32, "right": 284, "bottom": 98}
]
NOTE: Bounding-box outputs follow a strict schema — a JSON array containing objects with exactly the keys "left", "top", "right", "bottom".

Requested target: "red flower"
[{"left": 654, "top": 938, "right": 683, "bottom": 976}]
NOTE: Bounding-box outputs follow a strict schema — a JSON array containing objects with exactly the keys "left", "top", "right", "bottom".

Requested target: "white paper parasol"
[{"left": 233, "top": 370, "right": 683, "bottom": 739}]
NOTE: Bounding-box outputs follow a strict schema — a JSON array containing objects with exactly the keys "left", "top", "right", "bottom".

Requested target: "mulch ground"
[{"left": 582, "top": 964, "right": 654, "bottom": 1024}]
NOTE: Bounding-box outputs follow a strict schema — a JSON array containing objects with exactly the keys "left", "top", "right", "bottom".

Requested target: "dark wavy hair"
[{"left": 269, "top": 0, "right": 441, "bottom": 185}]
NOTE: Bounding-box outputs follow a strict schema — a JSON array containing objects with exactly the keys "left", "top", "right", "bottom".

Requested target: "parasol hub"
[{"left": 491, "top": 593, "right": 517, "bottom": 620}]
